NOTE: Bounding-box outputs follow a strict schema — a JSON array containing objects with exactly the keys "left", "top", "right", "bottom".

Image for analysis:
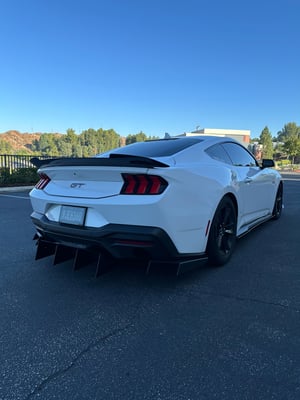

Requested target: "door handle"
[{"left": 244, "top": 177, "right": 252, "bottom": 184}]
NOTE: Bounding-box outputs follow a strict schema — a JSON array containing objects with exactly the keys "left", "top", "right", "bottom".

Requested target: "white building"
[{"left": 177, "top": 128, "right": 251, "bottom": 147}]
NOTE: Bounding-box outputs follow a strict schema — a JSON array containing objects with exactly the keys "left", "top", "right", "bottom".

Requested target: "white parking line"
[
  {"left": 282, "top": 177, "right": 300, "bottom": 181},
  {"left": 0, "top": 194, "right": 30, "bottom": 200}
]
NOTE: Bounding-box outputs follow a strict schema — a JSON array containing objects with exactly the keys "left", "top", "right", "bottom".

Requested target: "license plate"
[{"left": 59, "top": 206, "right": 87, "bottom": 226}]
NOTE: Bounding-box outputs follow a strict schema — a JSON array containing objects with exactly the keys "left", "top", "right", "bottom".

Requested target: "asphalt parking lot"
[{"left": 0, "top": 174, "right": 300, "bottom": 400}]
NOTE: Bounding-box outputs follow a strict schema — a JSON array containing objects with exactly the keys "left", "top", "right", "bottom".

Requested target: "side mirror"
[{"left": 261, "top": 159, "right": 275, "bottom": 169}]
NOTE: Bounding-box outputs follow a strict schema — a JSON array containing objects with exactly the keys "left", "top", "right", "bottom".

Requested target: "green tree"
[
  {"left": 96, "top": 128, "right": 120, "bottom": 153},
  {"left": 126, "top": 131, "right": 151, "bottom": 145},
  {"left": 80, "top": 128, "right": 101, "bottom": 156},
  {"left": 283, "top": 136, "right": 300, "bottom": 165},
  {"left": 277, "top": 122, "right": 300, "bottom": 142},
  {"left": 30, "top": 138, "right": 40, "bottom": 153},
  {"left": 56, "top": 129, "right": 80, "bottom": 156},
  {"left": 58, "top": 140, "right": 73, "bottom": 157},
  {"left": 277, "top": 122, "right": 300, "bottom": 164},
  {"left": 78, "top": 128, "right": 120, "bottom": 156},
  {"left": 259, "top": 126, "right": 274, "bottom": 159},
  {"left": 147, "top": 135, "right": 160, "bottom": 141},
  {"left": 38, "top": 134, "right": 59, "bottom": 155},
  {"left": 65, "top": 128, "right": 76, "bottom": 140},
  {"left": 65, "top": 128, "right": 78, "bottom": 146}
]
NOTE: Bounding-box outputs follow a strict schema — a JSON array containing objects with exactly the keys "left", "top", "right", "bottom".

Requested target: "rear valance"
[{"left": 31, "top": 155, "right": 170, "bottom": 169}]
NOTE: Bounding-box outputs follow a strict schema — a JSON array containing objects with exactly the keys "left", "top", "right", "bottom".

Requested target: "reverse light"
[
  {"left": 35, "top": 173, "right": 51, "bottom": 190},
  {"left": 121, "top": 174, "right": 168, "bottom": 195}
]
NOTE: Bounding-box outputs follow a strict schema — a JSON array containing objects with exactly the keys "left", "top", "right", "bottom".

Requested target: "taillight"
[
  {"left": 35, "top": 173, "right": 51, "bottom": 190},
  {"left": 121, "top": 174, "right": 168, "bottom": 195}
]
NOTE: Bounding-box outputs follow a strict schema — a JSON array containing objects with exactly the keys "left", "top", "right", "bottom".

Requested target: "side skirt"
[{"left": 237, "top": 215, "right": 273, "bottom": 239}]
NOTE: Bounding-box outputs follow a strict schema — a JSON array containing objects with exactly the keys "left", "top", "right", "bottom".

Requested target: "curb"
[{"left": 0, "top": 186, "right": 34, "bottom": 192}]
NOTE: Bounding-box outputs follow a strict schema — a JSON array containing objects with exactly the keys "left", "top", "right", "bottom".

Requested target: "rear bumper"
[{"left": 31, "top": 211, "right": 203, "bottom": 261}]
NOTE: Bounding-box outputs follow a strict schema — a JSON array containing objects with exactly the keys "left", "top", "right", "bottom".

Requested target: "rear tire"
[
  {"left": 207, "top": 197, "right": 237, "bottom": 266},
  {"left": 272, "top": 183, "right": 283, "bottom": 220}
]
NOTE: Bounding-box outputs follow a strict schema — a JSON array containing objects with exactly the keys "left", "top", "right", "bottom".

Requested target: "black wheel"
[
  {"left": 207, "top": 197, "right": 237, "bottom": 266},
  {"left": 272, "top": 183, "right": 283, "bottom": 220}
]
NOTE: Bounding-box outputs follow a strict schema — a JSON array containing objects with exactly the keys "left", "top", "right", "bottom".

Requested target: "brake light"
[
  {"left": 35, "top": 173, "right": 51, "bottom": 190},
  {"left": 121, "top": 174, "right": 168, "bottom": 195}
]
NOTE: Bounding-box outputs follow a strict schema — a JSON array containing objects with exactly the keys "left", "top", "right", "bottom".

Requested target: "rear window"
[{"left": 104, "top": 138, "right": 203, "bottom": 158}]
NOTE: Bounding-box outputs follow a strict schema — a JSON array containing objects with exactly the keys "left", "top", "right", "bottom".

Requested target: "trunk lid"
[
  {"left": 34, "top": 155, "right": 171, "bottom": 199},
  {"left": 41, "top": 166, "right": 150, "bottom": 199}
]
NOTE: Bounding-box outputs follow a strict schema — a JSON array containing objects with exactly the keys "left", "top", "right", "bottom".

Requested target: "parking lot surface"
[{"left": 0, "top": 174, "right": 300, "bottom": 400}]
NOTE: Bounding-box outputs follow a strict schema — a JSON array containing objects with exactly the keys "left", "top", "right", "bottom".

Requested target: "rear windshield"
[{"left": 104, "top": 138, "right": 203, "bottom": 158}]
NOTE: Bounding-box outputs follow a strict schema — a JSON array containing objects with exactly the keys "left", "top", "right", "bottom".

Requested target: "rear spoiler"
[{"left": 30, "top": 154, "right": 170, "bottom": 169}]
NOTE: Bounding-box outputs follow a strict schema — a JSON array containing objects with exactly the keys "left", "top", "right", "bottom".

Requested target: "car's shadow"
[{"left": 32, "top": 215, "right": 283, "bottom": 290}]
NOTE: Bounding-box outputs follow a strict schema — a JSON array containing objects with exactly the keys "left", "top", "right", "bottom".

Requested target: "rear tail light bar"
[
  {"left": 35, "top": 173, "right": 51, "bottom": 190},
  {"left": 121, "top": 173, "right": 168, "bottom": 195}
]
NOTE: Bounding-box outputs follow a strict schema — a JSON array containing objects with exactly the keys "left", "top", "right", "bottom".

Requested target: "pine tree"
[{"left": 259, "top": 126, "right": 274, "bottom": 159}]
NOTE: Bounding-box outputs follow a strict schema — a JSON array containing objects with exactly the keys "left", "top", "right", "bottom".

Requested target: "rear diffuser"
[
  {"left": 34, "top": 238, "right": 113, "bottom": 277},
  {"left": 34, "top": 237, "right": 207, "bottom": 277}
]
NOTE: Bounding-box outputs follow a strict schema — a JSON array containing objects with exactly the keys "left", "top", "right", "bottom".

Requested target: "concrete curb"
[{"left": 0, "top": 186, "right": 34, "bottom": 192}]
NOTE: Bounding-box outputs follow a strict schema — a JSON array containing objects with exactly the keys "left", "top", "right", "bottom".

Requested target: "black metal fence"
[
  {"left": 0, "top": 155, "right": 57, "bottom": 185},
  {"left": 0, "top": 154, "right": 53, "bottom": 173}
]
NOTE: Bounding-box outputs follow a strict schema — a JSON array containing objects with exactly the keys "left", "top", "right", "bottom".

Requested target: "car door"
[{"left": 221, "top": 142, "right": 275, "bottom": 226}]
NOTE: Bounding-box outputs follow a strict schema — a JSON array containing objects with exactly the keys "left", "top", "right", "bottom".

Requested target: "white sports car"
[{"left": 30, "top": 136, "right": 283, "bottom": 275}]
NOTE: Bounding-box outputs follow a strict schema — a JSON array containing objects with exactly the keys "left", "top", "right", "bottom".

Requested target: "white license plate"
[{"left": 59, "top": 206, "right": 87, "bottom": 226}]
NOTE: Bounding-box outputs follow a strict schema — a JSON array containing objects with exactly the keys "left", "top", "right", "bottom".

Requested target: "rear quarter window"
[{"left": 205, "top": 144, "right": 232, "bottom": 164}]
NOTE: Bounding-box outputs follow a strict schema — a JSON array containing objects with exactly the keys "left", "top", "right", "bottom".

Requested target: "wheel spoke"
[
  {"left": 216, "top": 231, "right": 223, "bottom": 249},
  {"left": 221, "top": 231, "right": 232, "bottom": 253},
  {"left": 222, "top": 206, "right": 231, "bottom": 225}
]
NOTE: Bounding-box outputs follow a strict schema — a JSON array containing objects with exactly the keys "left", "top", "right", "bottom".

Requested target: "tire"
[
  {"left": 207, "top": 197, "right": 237, "bottom": 266},
  {"left": 272, "top": 183, "right": 283, "bottom": 220}
]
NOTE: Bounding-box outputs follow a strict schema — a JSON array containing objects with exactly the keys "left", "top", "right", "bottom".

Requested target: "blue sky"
[{"left": 0, "top": 0, "right": 299, "bottom": 138}]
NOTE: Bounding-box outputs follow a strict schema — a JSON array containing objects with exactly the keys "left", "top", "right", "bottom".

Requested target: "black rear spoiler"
[{"left": 30, "top": 154, "right": 170, "bottom": 169}]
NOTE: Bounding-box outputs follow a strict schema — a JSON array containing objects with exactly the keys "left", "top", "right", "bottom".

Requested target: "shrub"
[
  {"left": 276, "top": 159, "right": 290, "bottom": 167},
  {"left": 0, "top": 168, "right": 10, "bottom": 185},
  {"left": 0, "top": 167, "right": 39, "bottom": 186}
]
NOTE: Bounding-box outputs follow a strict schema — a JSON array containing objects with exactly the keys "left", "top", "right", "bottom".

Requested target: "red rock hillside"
[{"left": 0, "top": 130, "right": 60, "bottom": 153}]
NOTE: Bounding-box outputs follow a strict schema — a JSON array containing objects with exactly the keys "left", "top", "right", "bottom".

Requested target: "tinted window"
[
  {"left": 205, "top": 144, "right": 232, "bottom": 164},
  {"left": 104, "top": 138, "right": 203, "bottom": 158},
  {"left": 221, "top": 143, "right": 258, "bottom": 167}
]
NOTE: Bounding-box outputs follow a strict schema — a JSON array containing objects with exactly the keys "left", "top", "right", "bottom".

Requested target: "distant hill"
[{"left": 0, "top": 130, "right": 60, "bottom": 153}]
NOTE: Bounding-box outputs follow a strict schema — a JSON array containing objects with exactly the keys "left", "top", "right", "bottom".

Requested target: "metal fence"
[{"left": 0, "top": 154, "right": 53, "bottom": 173}]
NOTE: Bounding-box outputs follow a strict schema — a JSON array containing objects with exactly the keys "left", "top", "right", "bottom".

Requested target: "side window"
[
  {"left": 205, "top": 144, "right": 232, "bottom": 165},
  {"left": 221, "top": 143, "right": 258, "bottom": 167}
]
